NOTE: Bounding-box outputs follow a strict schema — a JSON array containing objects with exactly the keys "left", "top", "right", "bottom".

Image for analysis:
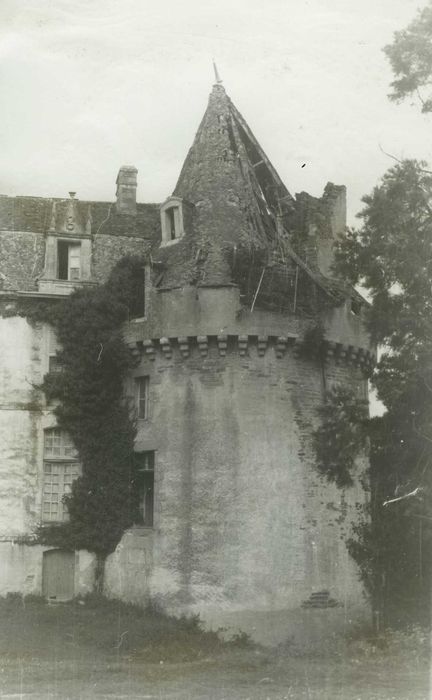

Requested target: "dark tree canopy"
[
  {"left": 384, "top": 4, "right": 432, "bottom": 112},
  {"left": 334, "top": 160, "right": 432, "bottom": 443},
  {"left": 319, "top": 160, "right": 432, "bottom": 625}
]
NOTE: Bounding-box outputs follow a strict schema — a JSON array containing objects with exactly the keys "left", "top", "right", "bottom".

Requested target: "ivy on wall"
[
  {"left": 30, "top": 256, "right": 147, "bottom": 587},
  {"left": 313, "top": 385, "right": 369, "bottom": 488}
]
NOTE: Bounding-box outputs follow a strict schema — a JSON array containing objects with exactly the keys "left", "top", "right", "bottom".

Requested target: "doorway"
[{"left": 42, "top": 549, "right": 75, "bottom": 602}]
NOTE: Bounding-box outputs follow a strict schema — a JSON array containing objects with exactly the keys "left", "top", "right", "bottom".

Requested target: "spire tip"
[{"left": 212, "top": 60, "right": 223, "bottom": 86}]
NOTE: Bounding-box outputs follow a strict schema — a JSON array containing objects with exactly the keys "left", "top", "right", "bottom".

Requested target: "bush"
[{"left": 348, "top": 625, "right": 430, "bottom": 665}]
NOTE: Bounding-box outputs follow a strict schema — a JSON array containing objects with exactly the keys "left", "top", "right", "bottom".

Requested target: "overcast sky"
[{"left": 0, "top": 0, "right": 430, "bottom": 224}]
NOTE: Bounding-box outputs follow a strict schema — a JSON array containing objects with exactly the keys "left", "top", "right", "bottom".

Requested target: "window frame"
[
  {"left": 135, "top": 376, "right": 150, "bottom": 420},
  {"left": 46, "top": 325, "right": 64, "bottom": 374},
  {"left": 160, "top": 196, "right": 184, "bottom": 246},
  {"left": 48, "top": 354, "right": 64, "bottom": 374},
  {"left": 42, "top": 428, "right": 81, "bottom": 524},
  {"left": 56, "top": 239, "right": 82, "bottom": 281},
  {"left": 133, "top": 451, "right": 155, "bottom": 528}
]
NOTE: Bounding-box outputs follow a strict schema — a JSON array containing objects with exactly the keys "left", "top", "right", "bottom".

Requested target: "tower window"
[
  {"left": 166, "top": 207, "right": 177, "bottom": 240},
  {"left": 134, "top": 451, "right": 155, "bottom": 527},
  {"left": 57, "top": 241, "right": 81, "bottom": 281},
  {"left": 129, "top": 266, "right": 146, "bottom": 320},
  {"left": 160, "top": 196, "right": 184, "bottom": 245},
  {"left": 135, "top": 376, "right": 150, "bottom": 420},
  {"left": 47, "top": 326, "right": 64, "bottom": 374}
]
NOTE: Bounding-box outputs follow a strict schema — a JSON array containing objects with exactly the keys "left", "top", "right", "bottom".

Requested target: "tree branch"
[
  {"left": 416, "top": 87, "right": 427, "bottom": 109},
  {"left": 383, "top": 486, "right": 423, "bottom": 507},
  {"left": 378, "top": 144, "right": 432, "bottom": 175}
]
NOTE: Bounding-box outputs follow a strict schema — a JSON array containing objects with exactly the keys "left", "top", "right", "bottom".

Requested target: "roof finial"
[{"left": 213, "top": 60, "right": 223, "bottom": 86}]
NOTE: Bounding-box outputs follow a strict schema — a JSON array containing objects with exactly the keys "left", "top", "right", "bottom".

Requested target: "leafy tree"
[
  {"left": 384, "top": 3, "right": 432, "bottom": 112},
  {"left": 335, "top": 160, "right": 432, "bottom": 451},
  {"left": 331, "top": 159, "right": 432, "bottom": 625}
]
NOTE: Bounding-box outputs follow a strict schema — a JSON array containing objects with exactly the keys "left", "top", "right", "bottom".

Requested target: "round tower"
[{"left": 105, "top": 84, "right": 375, "bottom": 642}]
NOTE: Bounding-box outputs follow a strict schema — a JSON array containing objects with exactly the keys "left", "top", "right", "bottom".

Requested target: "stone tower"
[
  {"left": 106, "top": 83, "right": 375, "bottom": 639},
  {"left": 0, "top": 81, "right": 374, "bottom": 643}
]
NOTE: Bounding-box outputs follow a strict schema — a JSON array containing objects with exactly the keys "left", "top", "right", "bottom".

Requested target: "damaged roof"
[
  {"left": 0, "top": 82, "right": 363, "bottom": 312},
  {"left": 174, "top": 84, "right": 295, "bottom": 241},
  {"left": 157, "top": 83, "right": 297, "bottom": 287},
  {"left": 155, "top": 84, "right": 360, "bottom": 310}
]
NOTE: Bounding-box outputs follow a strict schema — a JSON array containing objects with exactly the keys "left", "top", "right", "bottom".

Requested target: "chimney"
[{"left": 116, "top": 166, "right": 138, "bottom": 215}]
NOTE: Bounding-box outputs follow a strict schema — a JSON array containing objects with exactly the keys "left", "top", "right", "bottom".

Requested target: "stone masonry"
[{"left": 0, "top": 82, "right": 375, "bottom": 645}]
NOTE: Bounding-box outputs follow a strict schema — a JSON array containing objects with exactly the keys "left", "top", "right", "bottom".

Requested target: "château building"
[{"left": 0, "top": 81, "right": 374, "bottom": 642}]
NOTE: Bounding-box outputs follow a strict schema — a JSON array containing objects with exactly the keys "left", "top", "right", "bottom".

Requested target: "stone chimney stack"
[{"left": 116, "top": 166, "right": 138, "bottom": 215}]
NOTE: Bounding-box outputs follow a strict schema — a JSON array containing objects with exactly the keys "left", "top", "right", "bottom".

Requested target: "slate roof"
[
  {"left": 0, "top": 84, "right": 364, "bottom": 311},
  {"left": 0, "top": 196, "right": 161, "bottom": 241}
]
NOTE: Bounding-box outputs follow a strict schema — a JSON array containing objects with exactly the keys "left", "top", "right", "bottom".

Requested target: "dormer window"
[
  {"left": 38, "top": 193, "right": 92, "bottom": 294},
  {"left": 166, "top": 207, "right": 176, "bottom": 240},
  {"left": 160, "top": 196, "right": 184, "bottom": 246},
  {"left": 57, "top": 240, "right": 81, "bottom": 280}
]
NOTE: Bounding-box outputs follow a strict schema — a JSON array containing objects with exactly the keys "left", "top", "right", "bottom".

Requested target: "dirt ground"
[
  {"left": 0, "top": 651, "right": 429, "bottom": 699},
  {"left": 0, "top": 597, "right": 429, "bottom": 699}
]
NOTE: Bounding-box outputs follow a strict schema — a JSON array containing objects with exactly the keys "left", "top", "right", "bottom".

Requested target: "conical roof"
[
  {"left": 157, "top": 84, "right": 296, "bottom": 287},
  {"left": 155, "top": 84, "right": 351, "bottom": 307},
  {"left": 174, "top": 83, "right": 294, "bottom": 247}
]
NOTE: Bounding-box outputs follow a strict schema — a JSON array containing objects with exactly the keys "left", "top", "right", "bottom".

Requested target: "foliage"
[
  {"left": 34, "top": 256, "right": 147, "bottom": 565},
  {"left": 334, "top": 160, "right": 432, "bottom": 479},
  {"left": 331, "top": 160, "right": 432, "bottom": 625},
  {"left": 334, "top": 160, "right": 432, "bottom": 343},
  {"left": 348, "top": 625, "right": 430, "bottom": 664},
  {"left": 313, "top": 386, "right": 369, "bottom": 488},
  {"left": 298, "top": 323, "right": 325, "bottom": 360},
  {"left": 384, "top": 4, "right": 432, "bottom": 112}
]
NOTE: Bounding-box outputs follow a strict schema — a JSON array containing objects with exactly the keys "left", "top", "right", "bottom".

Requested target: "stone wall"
[
  {"left": 0, "top": 280, "right": 371, "bottom": 639},
  {"left": 92, "top": 234, "right": 151, "bottom": 284},
  {"left": 0, "top": 314, "right": 96, "bottom": 600},
  {"left": 0, "top": 543, "right": 95, "bottom": 598},
  {"left": 104, "top": 530, "right": 153, "bottom": 604},
  {"left": 0, "top": 316, "right": 44, "bottom": 536},
  {"left": 126, "top": 285, "right": 374, "bottom": 358},
  {"left": 0, "top": 231, "right": 45, "bottom": 291},
  {"left": 117, "top": 286, "right": 370, "bottom": 635}
]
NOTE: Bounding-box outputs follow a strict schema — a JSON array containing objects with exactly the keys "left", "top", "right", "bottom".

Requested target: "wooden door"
[{"left": 42, "top": 549, "right": 75, "bottom": 602}]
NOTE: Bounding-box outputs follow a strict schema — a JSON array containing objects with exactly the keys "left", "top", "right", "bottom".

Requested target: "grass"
[
  {"left": 0, "top": 594, "right": 429, "bottom": 699},
  {"left": 0, "top": 592, "right": 252, "bottom": 663}
]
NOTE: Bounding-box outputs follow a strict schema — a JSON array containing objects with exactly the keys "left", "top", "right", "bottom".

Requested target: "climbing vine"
[
  {"left": 313, "top": 385, "right": 369, "bottom": 488},
  {"left": 31, "top": 256, "right": 147, "bottom": 588},
  {"left": 297, "top": 323, "right": 326, "bottom": 361}
]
